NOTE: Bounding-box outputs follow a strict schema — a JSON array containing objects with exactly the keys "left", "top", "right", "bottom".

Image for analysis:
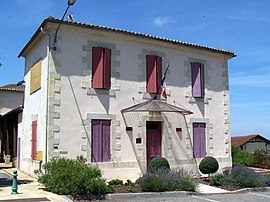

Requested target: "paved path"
[{"left": 0, "top": 169, "right": 69, "bottom": 202}]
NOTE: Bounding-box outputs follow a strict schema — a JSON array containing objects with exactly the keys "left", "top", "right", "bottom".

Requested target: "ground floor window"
[
  {"left": 31, "top": 121, "right": 37, "bottom": 160},
  {"left": 91, "top": 119, "right": 111, "bottom": 162},
  {"left": 193, "top": 122, "right": 206, "bottom": 158}
]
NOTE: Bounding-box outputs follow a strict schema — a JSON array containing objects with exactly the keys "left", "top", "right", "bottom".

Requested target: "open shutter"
[
  {"left": 146, "top": 55, "right": 157, "bottom": 93},
  {"left": 31, "top": 121, "right": 37, "bottom": 160},
  {"left": 103, "top": 48, "right": 111, "bottom": 90},
  {"left": 91, "top": 120, "right": 102, "bottom": 162},
  {"left": 156, "top": 56, "right": 162, "bottom": 93},
  {"left": 102, "top": 120, "right": 111, "bottom": 162},
  {"left": 92, "top": 47, "right": 104, "bottom": 88},
  {"left": 191, "top": 62, "right": 204, "bottom": 98}
]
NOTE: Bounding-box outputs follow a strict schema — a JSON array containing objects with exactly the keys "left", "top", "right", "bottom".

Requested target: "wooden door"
[{"left": 146, "top": 122, "right": 162, "bottom": 169}]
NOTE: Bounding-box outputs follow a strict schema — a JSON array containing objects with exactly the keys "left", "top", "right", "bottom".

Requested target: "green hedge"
[{"left": 35, "top": 156, "right": 109, "bottom": 195}]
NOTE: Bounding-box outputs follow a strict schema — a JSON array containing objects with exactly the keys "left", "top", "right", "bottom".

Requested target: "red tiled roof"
[
  {"left": 0, "top": 84, "right": 24, "bottom": 92},
  {"left": 232, "top": 134, "right": 264, "bottom": 147}
]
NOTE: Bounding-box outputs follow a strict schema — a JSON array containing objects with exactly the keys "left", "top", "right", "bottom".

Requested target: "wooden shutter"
[
  {"left": 156, "top": 56, "right": 162, "bottom": 93},
  {"left": 102, "top": 120, "right": 111, "bottom": 162},
  {"left": 146, "top": 55, "right": 158, "bottom": 93},
  {"left": 92, "top": 47, "right": 104, "bottom": 88},
  {"left": 91, "top": 120, "right": 111, "bottom": 162},
  {"left": 103, "top": 48, "right": 111, "bottom": 90},
  {"left": 193, "top": 123, "right": 206, "bottom": 158},
  {"left": 31, "top": 121, "right": 37, "bottom": 160},
  {"left": 91, "top": 120, "right": 102, "bottom": 162},
  {"left": 191, "top": 62, "right": 204, "bottom": 98}
]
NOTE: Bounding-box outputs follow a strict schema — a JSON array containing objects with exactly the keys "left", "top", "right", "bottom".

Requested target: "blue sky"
[{"left": 0, "top": 0, "right": 269, "bottom": 139}]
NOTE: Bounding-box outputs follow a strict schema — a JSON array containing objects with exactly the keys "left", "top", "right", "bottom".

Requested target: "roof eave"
[{"left": 18, "top": 16, "right": 236, "bottom": 58}]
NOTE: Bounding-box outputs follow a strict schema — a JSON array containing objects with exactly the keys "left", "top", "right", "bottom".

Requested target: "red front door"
[{"left": 146, "top": 122, "right": 162, "bottom": 169}]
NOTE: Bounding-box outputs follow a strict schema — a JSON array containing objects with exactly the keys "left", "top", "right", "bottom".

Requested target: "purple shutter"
[
  {"left": 191, "top": 62, "right": 204, "bottom": 98},
  {"left": 103, "top": 48, "right": 111, "bottom": 90},
  {"left": 200, "top": 123, "right": 206, "bottom": 157},
  {"left": 91, "top": 120, "right": 102, "bottom": 162},
  {"left": 92, "top": 47, "right": 104, "bottom": 88},
  {"left": 193, "top": 123, "right": 206, "bottom": 158},
  {"left": 156, "top": 56, "right": 162, "bottom": 93},
  {"left": 146, "top": 55, "right": 157, "bottom": 93},
  {"left": 102, "top": 120, "right": 111, "bottom": 162}
]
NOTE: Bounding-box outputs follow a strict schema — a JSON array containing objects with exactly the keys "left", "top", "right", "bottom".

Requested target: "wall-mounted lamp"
[{"left": 53, "top": 0, "right": 76, "bottom": 49}]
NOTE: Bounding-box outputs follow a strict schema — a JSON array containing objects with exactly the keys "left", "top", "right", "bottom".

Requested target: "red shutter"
[
  {"left": 193, "top": 123, "right": 206, "bottom": 158},
  {"left": 92, "top": 47, "right": 104, "bottom": 88},
  {"left": 102, "top": 120, "right": 111, "bottom": 162},
  {"left": 103, "top": 48, "right": 111, "bottom": 90},
  {"left": 146, "top": 55, "right": 157, "bottom": 93},
  {"left": 191, "top": 62, "right": 204, "bottom": 98},
  {"left": 156, "top": 56, "right": 162, "bottom": 93},
  {"left": 31, "top": 121, "right": 37, "bottom": 160}
]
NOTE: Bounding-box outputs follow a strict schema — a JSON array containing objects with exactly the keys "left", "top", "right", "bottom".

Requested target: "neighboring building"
[
  {"left": 232, "top": 134, "right": 270, "bottom": 153},
  {"left": 18, "top": 16, "right": 235, "bottom": 179},
  {"left": 0, "top": 84, "right": 24, "bottom": 166}
]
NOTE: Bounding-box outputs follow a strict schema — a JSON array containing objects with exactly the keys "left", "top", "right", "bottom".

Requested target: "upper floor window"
[
  {"left": 30, "top": 60, "right": 42, "bottom": 94},
  {"left": 146, "top": 55, "right": 162, "bottom": 94},
  {"left": 191, "top": 62, "right": 204, "bottom": 98},
  {"left": 92, "top": 47, "right": 111, "bottom": 89}
]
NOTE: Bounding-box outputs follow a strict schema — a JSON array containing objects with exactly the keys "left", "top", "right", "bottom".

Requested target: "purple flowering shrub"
[
  {"left": 223, "top": 166, "right": 264, "bottom": 188},
  {"left": 137, "top": 168, "right": 198, "bottom": 192}
]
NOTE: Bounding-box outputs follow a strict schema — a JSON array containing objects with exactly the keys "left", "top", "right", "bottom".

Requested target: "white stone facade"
[{"left": 19, "top": 18, "right": 234, "bottom": 179}]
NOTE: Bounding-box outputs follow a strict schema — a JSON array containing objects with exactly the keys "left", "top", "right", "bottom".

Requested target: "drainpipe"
[{"left": 40, "top": 27, "right": 51, "bottom": 164}]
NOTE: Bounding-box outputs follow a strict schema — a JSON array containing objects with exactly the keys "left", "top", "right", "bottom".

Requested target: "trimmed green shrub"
[
  {"left": 35, "top": 156, "right": 109, "bottom": 195},
  {"left": 232, "top": 146, "right": 254, "bottom": 167},
  {"left": 137, "top": 168, "right": 198, "bottom": 192},
  {"left": 149, "top": 157, "right": 170, "bottom": 173},
  {"left": 199, "top": 156, "right": 219, "bottom": 177}
]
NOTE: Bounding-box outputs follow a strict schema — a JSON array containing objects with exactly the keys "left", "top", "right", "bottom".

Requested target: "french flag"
[{"left": 161, "top": 65, "right": 169, "bottom": 99}]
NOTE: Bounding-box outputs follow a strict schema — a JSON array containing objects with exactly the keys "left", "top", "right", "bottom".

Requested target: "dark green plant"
[
  {"left": 149, "top": 157, "right": 170, "bottom": 173},
  {"left": 199, "top": 156, "right": 219, "bottom": 177},
  {"left": 35, "top": 156, "right": 109, "bottom": 195},
  {"left": 209, "top": 173, "right": 224, "bottom": 186},
  {"left": 231, "top": 146, "right": 254, "bottom": 167},
  {"left": 108, "top": 179, "right": 123, "bottom": 187},
  {"left": 253, "top": 149, "right": 270, "bottom": 169}
]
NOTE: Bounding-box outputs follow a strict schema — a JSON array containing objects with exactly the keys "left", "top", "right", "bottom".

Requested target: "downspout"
[{"left": 40, "top": 27, "right": 51, "bottom": 164}]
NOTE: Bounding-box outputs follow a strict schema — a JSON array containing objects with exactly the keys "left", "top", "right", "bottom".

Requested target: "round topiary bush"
[
  {"left": 149, "top": 157, "right": 170, "bottom": 173},
  {"left": 199, "top": 156, "right": 219, "bottom": 176}
]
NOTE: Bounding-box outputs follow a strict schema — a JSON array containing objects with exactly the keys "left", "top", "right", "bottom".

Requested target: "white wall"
[{"left": 20, "top": 36, "right": 49, "bottom": 176}]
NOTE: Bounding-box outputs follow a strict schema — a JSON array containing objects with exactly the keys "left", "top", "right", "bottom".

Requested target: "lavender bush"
[{"left": 137, "top": 168, "right": 198, "bottom": 192}]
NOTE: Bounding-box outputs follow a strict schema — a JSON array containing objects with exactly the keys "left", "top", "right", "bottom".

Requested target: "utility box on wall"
[{"left": 36, "top": 151, "right": 43, "bottom": 161}]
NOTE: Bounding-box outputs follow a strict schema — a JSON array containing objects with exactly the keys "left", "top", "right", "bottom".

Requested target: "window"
[
  {"left": 31, "top": 121, "right": 37, "bottom": 160},
  {"left": 191, "top": 62, "right": 204, "bottom": 98},
  {"left": 91, "top": 120, "right": 111, "bottom": 162},
  {"left": 193, "top": 122, "right": 206, "bottom": 158},
  {"left": 146, "top": 55, "right": 162, "bottom": 93},
  {"left": 92, "top": 47, "right": 111, "bottom": 89},
  {"left": 30, "top": 60, "right": 42, "bottom": 94}
]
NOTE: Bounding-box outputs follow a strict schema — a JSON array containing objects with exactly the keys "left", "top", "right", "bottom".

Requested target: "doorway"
[{"left": 146, "top": 121, "right": 162, "bottom": 169}]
